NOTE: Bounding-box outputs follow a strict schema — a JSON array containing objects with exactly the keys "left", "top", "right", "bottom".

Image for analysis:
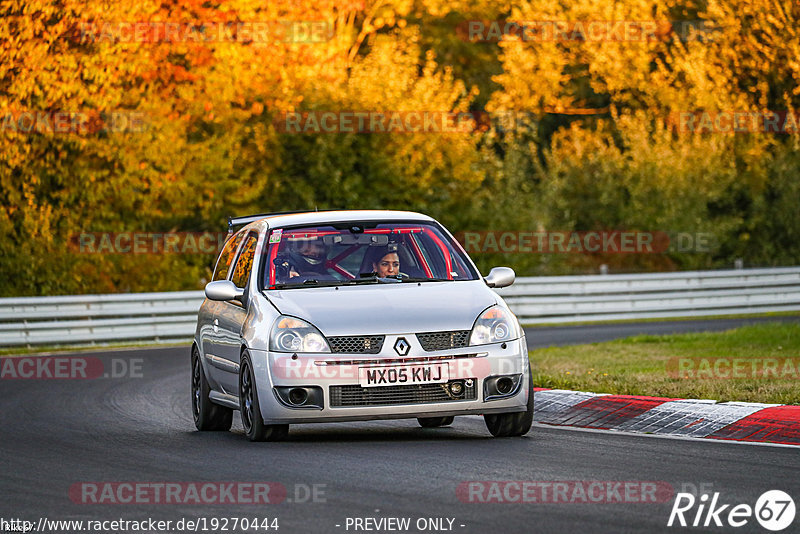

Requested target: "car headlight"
[
  {"left": 269, "top": 316, "right": 331, "bottom": 353},
  {"left": 469, "top": 306, "right": 519, "bottom": 346}
]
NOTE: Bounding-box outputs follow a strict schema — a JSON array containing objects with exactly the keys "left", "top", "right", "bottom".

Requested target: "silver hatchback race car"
[{"left": 192, "top": 210, "right": 532, "bottom": 441}]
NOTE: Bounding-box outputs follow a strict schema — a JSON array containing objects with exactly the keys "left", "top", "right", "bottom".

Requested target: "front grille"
[
  {"left": 330, "top": 379, "right": 477, "bottom": 407},
  {"left": 328, "top": 335, "right": 385, "bottom": 354},
  {"left": 416, "top": 331, "right": 470, "bottom": 351}
]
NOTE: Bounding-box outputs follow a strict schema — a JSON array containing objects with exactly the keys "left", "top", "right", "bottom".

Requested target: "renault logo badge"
[{"left": 393, "top": 337, "right": 410, "bottom": 356}]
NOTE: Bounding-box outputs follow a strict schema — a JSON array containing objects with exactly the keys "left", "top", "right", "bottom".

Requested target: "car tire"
[
  {"left": 239, "top": 351, "right": 289, "bottom": 442},
  {"left": 417, "top": 416, "right": 455, "bottom": 428},
  {"left": 484, "top": 367, "right": 534, "bottom": 438},
  {"left": 192, "top": 347, "right": 233, "bottom": 431}
]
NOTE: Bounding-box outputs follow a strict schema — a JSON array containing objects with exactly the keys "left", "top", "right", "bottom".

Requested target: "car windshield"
[{"left": 261, "top": 222, "right": 478, "bottom": 289}]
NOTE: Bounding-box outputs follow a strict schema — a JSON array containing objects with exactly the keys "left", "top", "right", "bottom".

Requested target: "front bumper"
[{"left": 249, "top": 335, "right": 529, "bottom": 424}]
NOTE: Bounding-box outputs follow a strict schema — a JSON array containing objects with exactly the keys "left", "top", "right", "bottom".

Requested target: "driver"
[{"left": 288, "top": 237, "right": 330, "bottom": 278}]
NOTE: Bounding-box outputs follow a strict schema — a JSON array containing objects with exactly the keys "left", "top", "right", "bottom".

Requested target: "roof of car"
[{"left": 239, "top": 210, "right": 435, "bottom": 232}]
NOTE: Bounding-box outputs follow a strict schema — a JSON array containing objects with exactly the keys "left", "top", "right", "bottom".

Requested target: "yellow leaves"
[
  {"left": 17, "top": 182, "right": 54, "bottom": 242},
  {"left": 2, "top": 0, "right": 797, "bottom": 294},
  {"left": 490, "top": 0, "right": 800, "bottom": 147}
]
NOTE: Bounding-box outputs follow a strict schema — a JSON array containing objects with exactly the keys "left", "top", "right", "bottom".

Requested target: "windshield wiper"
[
  {"left": 401, "top": 277, "right": 454, "bottom": 283},
  {"left": 343, "top": 276, "right": 380, "bottom": 285},
  {"left": 272, "top": 276, "right": 455, "bottom": 289},
  {"left": 272, "top": 279, "right": 343, "bottom": 289}
]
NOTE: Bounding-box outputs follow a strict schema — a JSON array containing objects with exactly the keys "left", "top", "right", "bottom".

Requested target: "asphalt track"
[{"left": 2, "top": 318, "right": 799, "bottom": 534}]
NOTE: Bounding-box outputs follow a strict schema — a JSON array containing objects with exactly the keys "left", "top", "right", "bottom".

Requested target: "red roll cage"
[{"left": 265, "top": 226, "right": 455, "bottom": 288}]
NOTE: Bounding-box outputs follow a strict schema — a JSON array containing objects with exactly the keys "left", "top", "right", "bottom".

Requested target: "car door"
[
  {"left": 214, "top": 232, "right": 259, "bottom": 394},
  {"left": 201, "top": 231, "right": 244, "bottom": 390}
]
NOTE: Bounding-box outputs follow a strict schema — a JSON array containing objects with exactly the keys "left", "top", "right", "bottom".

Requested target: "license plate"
[{"left": 358, "top": 363, "right": 450, "bottom": 387}]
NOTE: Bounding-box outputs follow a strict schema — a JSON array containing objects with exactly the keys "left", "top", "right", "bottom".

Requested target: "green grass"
[{"left": 530, "top": 322, "right": 800, "bottom": 404}]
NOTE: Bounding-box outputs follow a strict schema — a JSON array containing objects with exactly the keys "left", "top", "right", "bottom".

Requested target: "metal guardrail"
[
  {"left": 0, "top": 291, "right": 203, "bottom": 347},
  {"left": 1, "top": 267, "right": 799, "bottom": 347},
  {"left": 494, "top": 266, "right": 800, "bottom": 324}
]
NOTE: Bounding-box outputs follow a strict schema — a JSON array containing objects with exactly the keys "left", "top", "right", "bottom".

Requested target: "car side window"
[
  {"left": 212, "top": 233, "right": 244, "bottom": 281},
  {"left": 230, "top": 234, "right": 258, "bottom": 288},
  {"left": 411, "top": 232, "right": 470, "bottom": 279}
]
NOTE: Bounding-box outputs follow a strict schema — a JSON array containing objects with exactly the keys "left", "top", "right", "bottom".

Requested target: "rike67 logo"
[{"left": 668, "top": 490, "right": 796, "bottom": 531}]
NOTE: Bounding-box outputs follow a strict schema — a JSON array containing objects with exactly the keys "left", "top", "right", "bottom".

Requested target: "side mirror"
[
  {"left": 484, "top": 267, "right": 515, "bottom": 288},
  {"left": 205, "top": 280, "right": 243, "bottom": 301}
]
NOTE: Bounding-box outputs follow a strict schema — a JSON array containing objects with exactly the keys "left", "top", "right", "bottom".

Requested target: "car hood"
[{"left": 264, "top": 281, "right": 497, "bottom": 336}]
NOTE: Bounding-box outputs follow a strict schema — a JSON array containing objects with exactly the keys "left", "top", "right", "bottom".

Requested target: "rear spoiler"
[{"left": 227, "top": 210, "right": 327, "bottom": 234}]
